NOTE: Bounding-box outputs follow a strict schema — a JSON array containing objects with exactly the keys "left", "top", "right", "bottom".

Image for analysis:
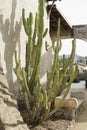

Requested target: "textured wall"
[
  {"left": 0, "top": 66, "right": 29, "bottom": 130},
  {"left": 0, "top": 0, "right": 52, "bottom": 96}
]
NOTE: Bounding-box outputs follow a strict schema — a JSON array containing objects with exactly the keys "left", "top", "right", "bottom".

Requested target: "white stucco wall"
[{"left": 0, "top": 0, "right": 52, "bottom": 96}]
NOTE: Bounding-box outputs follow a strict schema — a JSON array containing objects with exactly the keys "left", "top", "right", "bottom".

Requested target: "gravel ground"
[
  {"left": 19, "top": 107, "right": 74, "bottom": 130},
  {"left": 31, "top": 119, "right": 74, "bottom": 130}
]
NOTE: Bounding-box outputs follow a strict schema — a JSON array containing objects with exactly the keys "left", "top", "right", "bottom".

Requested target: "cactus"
[
  {"left": 14, "top": 0, "right": 48, "bottom": 124},
  {"left": 14, "top": 0, "right": 77, "bottom": 126},
  {"left": 46, "top": 19, "right": 78, "bottom": 116}
]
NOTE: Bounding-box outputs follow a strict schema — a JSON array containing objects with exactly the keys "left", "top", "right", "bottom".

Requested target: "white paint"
[{"left": 0, "top": 0, "right": 52, "bottom": 95}]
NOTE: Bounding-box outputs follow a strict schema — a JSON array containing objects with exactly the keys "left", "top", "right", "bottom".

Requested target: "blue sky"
[{"left": 55, "top": 0, "right": 87, "bottom": 56}]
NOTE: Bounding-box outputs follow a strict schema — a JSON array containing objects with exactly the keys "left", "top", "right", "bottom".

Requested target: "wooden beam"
[{"left": 73, "top": 25, "right": 87, "bottom": 42}]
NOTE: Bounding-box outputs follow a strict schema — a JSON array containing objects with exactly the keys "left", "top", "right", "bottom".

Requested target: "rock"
[
  {"left": 31, "top": 119, "right": 72, "bottom": 130},
  {"left": 0, "top": 68, "right": 29, "bottom": 130},
  {"left": 31, "top": 125, "right": 47, "bottom": 130},
  {"left": 70, "top": 91, "right": 85, "bottom": 99},
  {"left": 55, "top": 97, "right": 78, "bottom": 109},
  {"left": 55, "top": 108, "right": 76, "bottom": 120},
  {"left": 75, "top": 100, "right": 87, "bottom": 121}
]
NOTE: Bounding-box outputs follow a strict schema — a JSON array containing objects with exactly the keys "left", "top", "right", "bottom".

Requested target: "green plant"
[
  {"left": 14, "top": 0, "right": 77, "bottom": 126},
  {"left": 46, "top": 19, "right": 78, "bottom": 117}
]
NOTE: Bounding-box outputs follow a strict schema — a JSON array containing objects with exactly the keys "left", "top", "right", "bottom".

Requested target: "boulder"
[
  {"left": 0, "top": 66, "right": 29, "bottom": 130},
  {"left": 55, "top": 97, "right": 78, "bottom": 109}
]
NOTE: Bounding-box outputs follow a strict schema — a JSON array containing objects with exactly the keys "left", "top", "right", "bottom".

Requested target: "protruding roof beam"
[{"left": 73, "top": 25, "right": 87, "bottom": 42}]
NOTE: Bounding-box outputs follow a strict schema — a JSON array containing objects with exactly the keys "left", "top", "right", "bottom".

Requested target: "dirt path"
[{"left": 70, "top": 89, "right": 87, "bottom": 130}]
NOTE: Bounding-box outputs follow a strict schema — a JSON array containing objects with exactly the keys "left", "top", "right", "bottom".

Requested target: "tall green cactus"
[
  {"left": 14, "top": 0, "right": 50, "bottom": 124},
  {"left": 22, "top": 0, "right": 44, "bottom": 94},
  {"left": 14, "top": 0, "right": 77, "bottom": 126},
  {"left": 47, "top": 20, "right": 77, "bottom": 101},
  {"left": 46, "top": 20, "right": 78, "bottom": 116}
]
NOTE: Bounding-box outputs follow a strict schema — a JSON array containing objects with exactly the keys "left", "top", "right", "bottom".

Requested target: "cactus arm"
[
  {"left": 22, "top": 9, "right": 34, "bottom": 82},
  {"left": 22, "top": 9, "right": 29, "bottom": 35},
  {"left": 39, "top": 90, "right": 51, "bottom": 123},
  {"left": 26, "top": 13, "right": 33, "bottom": 81},
  {"left": 33, "top": 13, "right": 38, "bottom": 44},
  {"left": 21, "top": 68, "right": 32, "bottom": 99},
  {"left": 29, "top": 0, "right": 44, "bottom": 93},
  {"left": 40, "top": 102, "right": 51, "bottom": 123},
  {"left": 14, "top": 50, "right": 32, "bottom": 99},
  {"left": 64, "top": 38, "right": 76, "bottom": 69},
  {"left": 35, "top": 77, "right": 43, "bottom": 103},
  {"left": 14, "top": 50, "right": 23, "bottom": 84}
]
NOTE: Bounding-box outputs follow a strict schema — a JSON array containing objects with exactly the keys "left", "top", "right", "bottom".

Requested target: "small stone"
[{"left": 55, "top": 97, "right": 78, "bottom": 109}]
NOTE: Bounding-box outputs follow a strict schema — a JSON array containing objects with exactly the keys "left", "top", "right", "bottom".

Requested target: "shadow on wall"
[{"left": 0, "top": 0, "right": 21, "bottom": 92}]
